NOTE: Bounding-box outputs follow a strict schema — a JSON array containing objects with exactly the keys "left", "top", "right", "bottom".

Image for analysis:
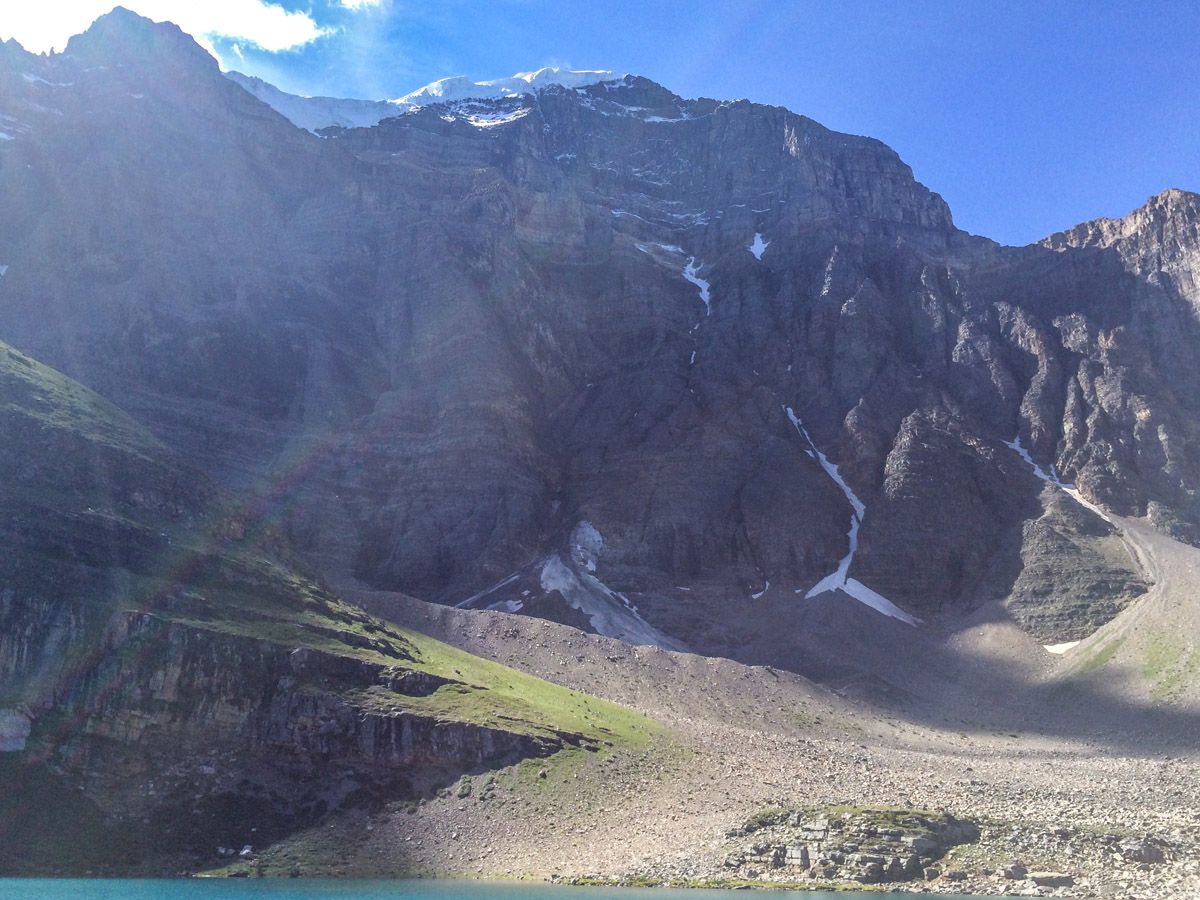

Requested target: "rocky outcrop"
[
  {"left": 992, "top": 490, "right": 1147, "bottom": 641},
  {"left": 1042, "top": 188, "right": 1200, "bottom": 305},
  {"left": 723, "top": 806, "right": 979, "bottom": 885}
]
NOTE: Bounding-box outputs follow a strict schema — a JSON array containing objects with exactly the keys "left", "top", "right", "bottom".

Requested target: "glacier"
[{"left": 226, "top": 67, "right": 620, "bottom": 133}]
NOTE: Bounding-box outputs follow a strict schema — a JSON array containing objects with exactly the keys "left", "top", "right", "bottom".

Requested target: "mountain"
[
  {"left": 1, "top": 8, "right": 1199, "bottom": 889},
  {"left": 5, "top": 2, "right": 1198, "bottom": 679}
]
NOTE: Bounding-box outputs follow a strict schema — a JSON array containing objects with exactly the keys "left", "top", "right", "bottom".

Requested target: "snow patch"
[
  {"left": 748, "top": 232, "right": 770, "bottom": 260},
  {"left": 751, "top": 580, "right": 770, "bottom": 600},
  {"left": 784, "top": 406, "right": 919, "bottom": 626},
  {"left": 459, "top": 106, "right": 532, "bottom": 128},
  {"left": 682, "top": 257, "right": 711, "bottom": 316},
  {"left": 640, "top": 242, "right": 684, "bottom": 255},
  {"left": 1044, "top": 641, "right": 1080, "bottom": 655},
  {"left": 841, "top": 578, "right": 920, "bottom": 624},
  {"left": 0, "top": 265, "right": 8, "bottom": 278},
  {"left": 539, "top": 550, "right": 683, "bottom": 651},
  {"left": 570, "top": 520, "right": 605, "bottom": 573},
  {"left": 1003, "top": 435, "right": 1112, "bottom": 523}
]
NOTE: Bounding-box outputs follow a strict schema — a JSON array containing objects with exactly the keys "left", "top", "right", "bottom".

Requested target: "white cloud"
[
  {"left": 0, "top": 1, "right": 330, "bottom": 55},
  {"left": 340, "top": 0, "right": 385, "bottom": 8}
]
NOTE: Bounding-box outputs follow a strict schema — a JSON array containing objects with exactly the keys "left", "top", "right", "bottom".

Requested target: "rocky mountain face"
[{"left": 2, "top": 10, "right": 1198, "bottom": 673}]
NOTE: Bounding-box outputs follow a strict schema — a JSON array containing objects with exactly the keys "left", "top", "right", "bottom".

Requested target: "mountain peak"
[
  {"left": 64, "top": 5, "right": 216, "bottom": 74},
  {"left": 1122, "top": 187, "right": 1200, "bottom": 223},
  {"left": 1142, "top": 187, "right": 1200, "bottom": 221},
  {"left": 1041, "top": 188, "right": 1200, "bottom": 253}
]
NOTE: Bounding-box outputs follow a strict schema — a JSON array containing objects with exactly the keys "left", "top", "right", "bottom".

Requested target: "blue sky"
[{"left": 11, "top": 1, "right": 1200, "bottom": 245}]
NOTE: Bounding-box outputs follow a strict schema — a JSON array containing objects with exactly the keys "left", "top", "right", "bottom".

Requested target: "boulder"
[
  {"left": 1119, "top": 840, "right": 1165, "bottom": 864},
  {"left": 999, "top": 863, "right": 1029, "bottom": 879},
  {"left": 855, "top": 861, "right": 885, "bottom": 883},
  {"left": 784, "top": 844, "right": 809, "bottom": 867},
  {"left": 1029, "top": 872, "right": 1075, "bottom": 887}
]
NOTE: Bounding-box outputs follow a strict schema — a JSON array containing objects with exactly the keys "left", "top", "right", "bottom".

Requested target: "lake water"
[{"left": 0, "top": 880, "right": 970, "bottom": 900}]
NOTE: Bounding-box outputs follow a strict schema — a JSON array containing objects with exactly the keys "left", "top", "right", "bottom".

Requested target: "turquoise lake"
[{"left": 0, "top": 880, "right": 970, "bottom": 900}]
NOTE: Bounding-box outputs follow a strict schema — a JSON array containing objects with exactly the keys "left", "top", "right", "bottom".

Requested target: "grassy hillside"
[
  {"left": 0, "top": 336, "right": 661, "bottom": 874},
  {"left": 0, "top": 339, "right": 163, "bottom": 458},
  {"left": 142, "top": 549, "right": 656, "bottom": 747}
]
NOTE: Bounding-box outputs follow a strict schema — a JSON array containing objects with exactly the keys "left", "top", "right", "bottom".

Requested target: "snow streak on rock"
[
  {"left": 22, "top": 73, "right": 67, "bottom": 86},
  {"left": 785, "top": 409, "right": 864, "bottom": 518},
  {"left": 748, "top": 232, "right": 770, "bottom": 260},
  {"left": 682, "top": 257, "right": 711, "bottom": 316},
  {"left": 750, "top": 580, "right": 770, "bottom": 600},
  {"left": 1004, "top": 435, "right": 1112, "bottom": 523},
  {"left": 633, "top": 242, "right": 707, "bottom": 365},
  {"left": 0, "top": 113, "right": 20, "bottom": 142},
  {"left": 784, "top": 406, "right": 920, "bottom": 626},
  {"left": 454, "top": 573, "right": 521, "bottom": 609},
  {"left": 820, "top": 245, "right": 839, "bottom": 297}
]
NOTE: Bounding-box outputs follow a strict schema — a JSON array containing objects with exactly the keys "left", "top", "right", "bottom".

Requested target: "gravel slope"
[{"left": 272, "top": 531, "right": 1200, "bottom": 898}]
